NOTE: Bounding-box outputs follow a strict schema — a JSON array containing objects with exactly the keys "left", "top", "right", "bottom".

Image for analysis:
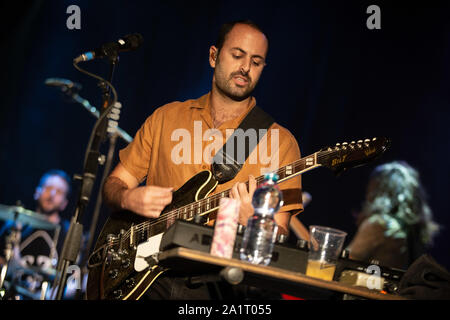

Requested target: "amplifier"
[
  {"left": 160, "top": 219, "right": 308, "bottom": 273},
  {"left": 159, "top": 220, "right": 405, "bottom": 294}
]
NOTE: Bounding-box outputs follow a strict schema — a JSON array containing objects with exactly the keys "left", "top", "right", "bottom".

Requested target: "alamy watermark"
[
  {"left": 367, "top": 5, "right": 381, "bottom": 30},
  {"left": 67, "top": 264, "right": 82, "bottom": 290},
  {"left": 365, "top": 264, "right": 383, "bottom": 290},
  {"left": 66, "top": 5, "right": 81, "bottom": 30},
  {"left": 170, "top": 121, "right": 280, "bottom": 174}
]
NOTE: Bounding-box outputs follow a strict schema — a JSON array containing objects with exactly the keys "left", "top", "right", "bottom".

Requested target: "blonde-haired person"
[{"left": 347, "top": 161, "right": 440, "bottom": 269}]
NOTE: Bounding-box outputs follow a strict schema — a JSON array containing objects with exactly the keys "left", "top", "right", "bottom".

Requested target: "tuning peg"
[
  {"left": 372, "top": 137, "right": 377, "bottom": 141},
  {"left": 357, "top": 140, "right": 363, "bottom": 149},
  {"left": 364, "top": 139, "right": 370, "bottom": 143}
]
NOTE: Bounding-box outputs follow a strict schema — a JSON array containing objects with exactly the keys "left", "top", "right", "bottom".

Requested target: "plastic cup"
[{"left": 305, "top": 225, "right": 347, "bottom": 281}]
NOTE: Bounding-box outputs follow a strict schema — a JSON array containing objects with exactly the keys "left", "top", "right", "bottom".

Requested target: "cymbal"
[{"left": 0, "top": 204, "right": 57, "bottom": 231}]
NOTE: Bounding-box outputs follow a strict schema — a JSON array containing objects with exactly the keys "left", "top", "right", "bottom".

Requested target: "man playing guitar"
[{"left": 100, "top": 20, "right": 304, "bottom": 299}]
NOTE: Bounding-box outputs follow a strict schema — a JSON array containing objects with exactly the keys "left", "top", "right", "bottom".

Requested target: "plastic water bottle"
[{"left": 239, "top": 173, "right": 283, "bottom": 265}]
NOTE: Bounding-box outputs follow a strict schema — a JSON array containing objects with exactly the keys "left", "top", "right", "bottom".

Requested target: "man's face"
[
  {"left": 34, "top": 175, "right": 69, "bottom": 215},
  {"left": 211, "top": 24, "right": 268, "bottom": 101}
]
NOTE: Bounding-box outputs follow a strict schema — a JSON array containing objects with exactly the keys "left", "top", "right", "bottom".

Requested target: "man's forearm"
[{"left": 102, "top": 176, "right": 129, "bottom": 210}]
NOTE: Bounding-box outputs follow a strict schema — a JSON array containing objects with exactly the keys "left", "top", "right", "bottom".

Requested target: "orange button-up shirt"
[{"left": 119, "top": 92, "right": 303, "bottom": 218}]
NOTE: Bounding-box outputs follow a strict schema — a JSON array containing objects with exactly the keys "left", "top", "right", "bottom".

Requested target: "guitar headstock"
[{"left": 318, "top": 137, "right": 391, "bottom": 175}]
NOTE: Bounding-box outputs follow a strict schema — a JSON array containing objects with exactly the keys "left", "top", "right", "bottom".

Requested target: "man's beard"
[
  {"left": 36, "top": 200, "right": 60, "bottom": 216},
  {"left": 214, "top": 63, "right": 256, "bottom": 101}
]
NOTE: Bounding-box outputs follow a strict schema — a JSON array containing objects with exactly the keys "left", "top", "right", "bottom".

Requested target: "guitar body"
[{"left": 86, "top": 170, "right": 218, "bottom": 300}]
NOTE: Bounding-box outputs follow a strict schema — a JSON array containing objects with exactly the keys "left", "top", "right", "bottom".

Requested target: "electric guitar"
[{"left": 86, "top": 137, "right": 390, "bottom": 300}]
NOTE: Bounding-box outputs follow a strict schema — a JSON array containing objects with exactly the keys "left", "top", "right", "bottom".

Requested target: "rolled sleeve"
[{"left": 119, "top": 115, "right": 154, "bottom": 183}]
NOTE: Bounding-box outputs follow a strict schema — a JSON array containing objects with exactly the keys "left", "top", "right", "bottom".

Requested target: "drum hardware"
[
  {"left": 0, "top": 203, "right": 58, "bottom": 231},
  {"left": 0, "top": 203, "right": 23, "bottom": 297},
  {"left": 0, "top": 202, "right": 58, "bottom": 300}
]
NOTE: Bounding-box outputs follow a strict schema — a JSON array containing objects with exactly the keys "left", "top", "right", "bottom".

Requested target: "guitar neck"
[{"left": 103, "top": 137, "right": 389, "bottom": 253}]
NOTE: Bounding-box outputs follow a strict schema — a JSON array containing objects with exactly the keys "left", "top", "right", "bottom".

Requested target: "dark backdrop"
[{"left": 1, "top": 1, "right": 449, "bottom": 270}]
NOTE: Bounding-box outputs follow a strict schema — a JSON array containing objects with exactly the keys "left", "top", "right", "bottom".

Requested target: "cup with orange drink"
[{"left": 305, "top": 226, "right": 347, "bottom": 281}]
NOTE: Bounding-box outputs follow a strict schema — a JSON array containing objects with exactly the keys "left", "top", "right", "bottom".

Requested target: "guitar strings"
[{"left": 108, "top": 149, "right": 347, "bottom": 246}]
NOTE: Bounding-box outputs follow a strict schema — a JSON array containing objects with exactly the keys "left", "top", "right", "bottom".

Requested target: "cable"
[{"left": 72, "top": 61, "right": 118, "bottom": 170}]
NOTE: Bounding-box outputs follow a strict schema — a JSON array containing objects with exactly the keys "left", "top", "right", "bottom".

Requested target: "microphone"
[
  {"left": 45, "top": 78, "right": 82, "bottom": 92},
  {"left": 73, "top": 33, "right": 143, "bottom": 63}
]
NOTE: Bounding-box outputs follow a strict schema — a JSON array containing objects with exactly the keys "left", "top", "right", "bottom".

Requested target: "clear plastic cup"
[{"left": 305, "top": 225, "right": 347, "bottom": 281}]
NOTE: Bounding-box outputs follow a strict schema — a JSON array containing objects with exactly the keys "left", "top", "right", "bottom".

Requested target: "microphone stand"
[
  {"left": 78, "top": 130, "right": 118, "bottom": 298},
  {"left": 49, "top": 77, "right": 132, "bottom": 299},
  {"left": 52, "top": 53, "right": 119, "bottom": 300}
]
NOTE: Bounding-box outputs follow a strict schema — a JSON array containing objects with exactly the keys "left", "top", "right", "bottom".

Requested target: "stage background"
[{"left": 1, "top": 1, "right": 449, "bottom": 271}]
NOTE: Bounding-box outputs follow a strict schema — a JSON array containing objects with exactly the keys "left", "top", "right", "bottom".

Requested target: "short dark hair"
[
  {"left": 215, "top": 20, "right": 268, "bottom": 52},
  {"left": 38, "top": 169, "right": 72, "bottom": 195}
]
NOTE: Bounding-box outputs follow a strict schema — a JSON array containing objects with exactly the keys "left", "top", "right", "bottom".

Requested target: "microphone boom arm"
[{"left": 70, "top": 92, "right": 133, "bottom": 143}]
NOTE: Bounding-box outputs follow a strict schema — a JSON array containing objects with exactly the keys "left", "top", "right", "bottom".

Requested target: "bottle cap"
[{"left": 264, "top": 172, "right": 279, "bottom": 183}]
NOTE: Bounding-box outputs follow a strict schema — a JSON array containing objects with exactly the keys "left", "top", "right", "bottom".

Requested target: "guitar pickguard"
[{"left": 134, "top": 233, "right": 164, "bottom": 272}]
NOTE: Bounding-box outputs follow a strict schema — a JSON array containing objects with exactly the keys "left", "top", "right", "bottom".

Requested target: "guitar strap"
[{"left": 211, "top": 105, "right": 274, "bottom": 184}]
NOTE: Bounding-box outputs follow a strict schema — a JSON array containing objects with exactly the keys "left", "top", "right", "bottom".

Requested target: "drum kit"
[{"left": 0, "top": 203, "right": 60, "bottom": 300}]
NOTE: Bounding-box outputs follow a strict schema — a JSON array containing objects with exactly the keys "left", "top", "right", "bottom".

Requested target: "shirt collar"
[
  {"left": 191, "top": 91, "right": 258, "bottom": 129},
  {"left": 189, "top": 92, "right": 210, "bottom": 109}
]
